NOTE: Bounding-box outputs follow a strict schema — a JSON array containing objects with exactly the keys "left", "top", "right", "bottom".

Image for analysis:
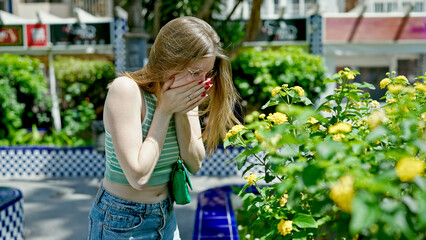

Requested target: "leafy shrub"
[
  {"left": 226, "top": 68, "right": 426, "bottom": 239},
  {"left": 0, "top": 54, "right": 50, "bottom": 140},
  {"left": 0, "top": 54, "right": 111, "bottom": 146},
  {"left": 53, "top": 56, "right": 115, "bottom": 120},
  {"left": 232, "top": 46, "right": 326, "bottom": 113}
]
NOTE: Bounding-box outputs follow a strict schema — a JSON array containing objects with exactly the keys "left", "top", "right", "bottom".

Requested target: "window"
[
  {"left": 413, "top": 2, "right": 424, "bottom": 12},
  {"left": 398, "top": 59, "right": 419, "bottom": 83},
  {"left": 0, "top": 0, "right": 6, "bottom": 11},
  {"left": 375, "top": 3, "right": 384, "bottom": 12},
  {"left": 356, "top": 67, "right": 389, "bottom": 101}
]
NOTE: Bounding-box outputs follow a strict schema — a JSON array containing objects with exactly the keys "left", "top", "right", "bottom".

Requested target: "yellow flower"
[
  {"left": 387, "top": 84, "right": 404, "bottom": 94},
  {"left": 307, "top": 117, "right": 319, "bottom": 124},
  {"left": 346, "top": 73, "right": 355, "bottom": 79},
  {"left": 254, "top": 130, "right": 263, "bottom": 142},
  {"left": 282, "top": 84, "right": 289, "bottom": 88},
  {"left": 329, "top": 175, "right": 355, "bottom": 213},
  {"left": 293, "top": 86, "right": 305, "bottom": 97},
  {"left": 414, "top": 82, "right": 426, "bottom": 93},
  {"left": 245, "top": 172, "right": 257, "bottom": 186},
  {"left": 224, "top": 124, "right": 245, "bottom": 141},
  {"left": 277, "top": 219, "right": 292, "bottom": 236},
  {"left": 421, "top": 112, "right": 426, "bottom": 121},
  {"left": 395, "top": 157, "right": 425, "bottom": 182},
  {"left": 370, "top": 100, "right": 380, "bottom": 108},
  {"left": 367, "top": 110, "right": 388, "bottom": 129},
  {"left": 230, "top": 125, "right": 245, "bottom": 135},
  {"left": 333, "top": 133, "right": 346, "bottom": 142},
  {"left": 279, "top": 194, "right": 288, "bottom": 207},
  {"left": 267, "top": 112, "right": 288, "bottom": 125},
  {"left": 328, "top": 122, "right": 352, "bottom": 134},
  {"left": 386, "top": 98, "right": 397, "bottom": 104},
  {"left": 225, "top": 132, "right": 233, "bottom": 140},
  {"left": 259, "top": 113, "right": 266, "bottom": 119},
  {"left": 395, "top": 75, "right": 408, "bottom": 84},
  {"left": 380, "top": 78, "right": 391, "bottom": 89},
  {"left": 271, "top": 87, "right": 282, "bottom": 97}
]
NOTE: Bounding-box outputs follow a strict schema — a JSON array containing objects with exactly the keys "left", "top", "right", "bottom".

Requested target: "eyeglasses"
[{"left": 187, "top": 68, "right": 217, "bottom": 80}]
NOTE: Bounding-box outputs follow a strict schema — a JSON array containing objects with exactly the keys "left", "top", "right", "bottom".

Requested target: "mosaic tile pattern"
[
  {"left": 309, "top": 14, "right": 323, "bottom": 55},
  {"left": 114, "top": 18, "right": 128, "bottom": 74},
  {"left": 0, "top": 188, "right": 23, "bottom": 240},
  {"left": 0, "top": 147, "right": 105, "bottom": 178},
  {"left": 0, "top": 146, "right": 265, "bottom": 178}
]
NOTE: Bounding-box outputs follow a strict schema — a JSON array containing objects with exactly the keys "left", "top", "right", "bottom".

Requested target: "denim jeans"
[{"left": 88, "top": 185, "right": 181, "bottom": 240}]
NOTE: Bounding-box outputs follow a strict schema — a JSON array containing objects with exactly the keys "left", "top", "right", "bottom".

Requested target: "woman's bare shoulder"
[{"left": 108, "top": 76, "right": 140, "bottom": 96}]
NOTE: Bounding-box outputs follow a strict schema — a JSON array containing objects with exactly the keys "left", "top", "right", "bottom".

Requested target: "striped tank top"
[{"left": 104, "top": 91, "right": 180, "bottom": 186}]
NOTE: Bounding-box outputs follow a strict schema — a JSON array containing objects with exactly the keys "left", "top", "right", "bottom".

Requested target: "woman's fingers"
[{"left": 162, "top": 78, "right": 174, "bottom": 91}]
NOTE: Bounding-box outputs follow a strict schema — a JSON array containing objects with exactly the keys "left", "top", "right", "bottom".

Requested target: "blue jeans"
[{"left": 88, "top": 185, "right": 180, "bottom": 240}]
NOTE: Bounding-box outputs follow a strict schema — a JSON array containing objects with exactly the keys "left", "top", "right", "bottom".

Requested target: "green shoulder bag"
[{"left": 170, "top": 157, "right": 193, "bottom": 205}]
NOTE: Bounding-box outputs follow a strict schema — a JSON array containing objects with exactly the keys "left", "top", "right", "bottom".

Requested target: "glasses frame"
[{"left": 187, "top": 68, "right": 217, "bottom": 80}]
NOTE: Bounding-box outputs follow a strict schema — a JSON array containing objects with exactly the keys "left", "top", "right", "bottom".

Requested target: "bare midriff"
[{"left": 102, "top": 177, "right": 170, "bottom": 204}]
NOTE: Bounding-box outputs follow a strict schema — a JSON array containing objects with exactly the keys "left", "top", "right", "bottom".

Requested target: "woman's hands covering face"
[{"left": 157, "top": 77, "right": 213, "bottom": 115}]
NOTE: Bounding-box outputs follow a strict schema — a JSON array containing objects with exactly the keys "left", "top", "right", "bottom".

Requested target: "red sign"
[
  {"left": 326, "top": 17, "right": 426, "bottom": 42},
  {"left": 0, "top": 25, "right": 24, "bottom": 46},
  {"left": 26, "top": 24, "right": 48, "bottom": 47}
]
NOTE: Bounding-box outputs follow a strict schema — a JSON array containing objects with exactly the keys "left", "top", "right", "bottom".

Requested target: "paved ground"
[{"left": 0, "top": 176, "right": 246, "bottom": 240}]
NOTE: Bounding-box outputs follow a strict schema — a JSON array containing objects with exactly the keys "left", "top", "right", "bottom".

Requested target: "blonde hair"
[{"left": 125, "top": 16, "right": 240, "bottom": 155}]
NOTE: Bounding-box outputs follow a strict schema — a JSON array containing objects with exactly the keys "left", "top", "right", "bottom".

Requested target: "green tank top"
[{"left": 104, "top": 91, "right": 180, "bottom": 186}]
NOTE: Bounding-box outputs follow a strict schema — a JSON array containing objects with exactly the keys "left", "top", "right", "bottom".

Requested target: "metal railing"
[{"left": 70, "top": 0, "right": 112, "bottom": 17}]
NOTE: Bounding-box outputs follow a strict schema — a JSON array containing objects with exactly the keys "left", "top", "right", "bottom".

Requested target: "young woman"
[{"left": 88, "top": 16, "right": 240, "bottom": 239}]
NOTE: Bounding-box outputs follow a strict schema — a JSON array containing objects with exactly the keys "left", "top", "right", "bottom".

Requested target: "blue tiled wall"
[
  {"left": 0, "top": 187, "right": 23, "bottom": 240},
  {"left": 0, "top": 146, "right": 264, "bottom": 178}
]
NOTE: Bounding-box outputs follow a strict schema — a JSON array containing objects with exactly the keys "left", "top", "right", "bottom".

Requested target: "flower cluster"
[
  {"left": 414, "top": 82, "right": 426, "bottom": 93},
  {"left": 271, "top": 86, "right": 282, "bottom": 97},
  {"left": 329, "top": 175, "right": 355, "bottom": 213},
  {"left": 395, "top": 157, "right": 425, "bottom": 182},
  {"left": 279, "top": 194, "right": 288, "bottom": 207},
  {"left": 245, "top": 172, "right": 258, "bottom": 186},
  {"left": 328, "top": 122, "right": 352, "bottom": 134},
  {"left": 224, "top": 124, "right": 245, "bottom": 140},
  {"left": 293, "top": 86, "right": 305, "bottom": 97},
  {"left": 277, "top": 219, "right": 293, "bottom": 236},
  {"left": 367, "top": 110, "right": 389, "bottom": 129},
  {"left": 267, "top": 112, "right": 288, "bottom": 125}
]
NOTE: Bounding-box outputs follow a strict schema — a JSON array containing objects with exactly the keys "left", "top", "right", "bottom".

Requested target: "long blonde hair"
[{"left": 126, "top": 16, "right": 240, "bottom": 155}]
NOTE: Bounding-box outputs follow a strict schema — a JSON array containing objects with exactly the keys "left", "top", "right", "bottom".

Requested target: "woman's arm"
[
  {"left": 174, "top": 108, "right": 206, "bottom": 174},
  {"left": 104, "top": 77, "right": 173, "bottom": 190}
]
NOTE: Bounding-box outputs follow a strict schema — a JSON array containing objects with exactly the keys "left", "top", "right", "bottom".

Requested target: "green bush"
[
  {"left": 232, "top": 46, "right": 327, "bottom": 113},
  {"left": 0, "top": 54, "right": 50, "bottom": 140},
  {"left": 0, "top": 54, "right": 113, "bottom": 146},
  {"left": 53, "top": 56, "right": 115, "bottom": 120},
  {"left": 226, "top": 69, "right": 426, "bottom": 239}
]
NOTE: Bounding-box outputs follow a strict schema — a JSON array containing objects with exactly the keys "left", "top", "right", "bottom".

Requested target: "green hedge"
[
  {"left": 53, "top": 56, "right": 115, "bottom": 120},
  {"left": 232, "top": 46, "right": 327, "bottom": 113},
  {"left": 0, "top": 54, "right": 115, "bottom": 146},
  {"left": 0, "top": 54, "right": 50, "bottom": 143}
]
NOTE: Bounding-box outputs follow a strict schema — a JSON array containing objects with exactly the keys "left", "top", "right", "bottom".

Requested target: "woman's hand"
[{"left": 157, "top": 77, "right": 212, "bottom": 115}]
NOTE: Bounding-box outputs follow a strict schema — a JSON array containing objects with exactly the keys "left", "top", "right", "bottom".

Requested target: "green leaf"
[
  {"left": 366, "top": 126, "right": 388, "bottom": 142},
  {"left": 265, "top": 171, "right": 275, "bottom": 183},
  {"left": 278, "top": 144, "right": 300, "bottom": 158},
  {"left": 350, "top": 192, "right": 380, "bottom": 233},
  {"left": 414, "top": 177, "right": 426, "bottom": 190},
  {"left": 402, "top": 196, "right": 419, "bottom": 213},
  {"left": 351, "top": 144, "right": 364, "bottom": 155},
  {"left": 302, "top": 165, "right": 322, "bottom": 187},
  {"left": 235, "top": 149, "right": 251, "bottom": 170},
  {"left": 300, "top": 96, "right": 313, "bottom": 105},
  {"left": 293, "top": 213, "right": 317, "bottom": 228},
  {"left": 261, "top": 99, "right": 280, "bottom": 109}
]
